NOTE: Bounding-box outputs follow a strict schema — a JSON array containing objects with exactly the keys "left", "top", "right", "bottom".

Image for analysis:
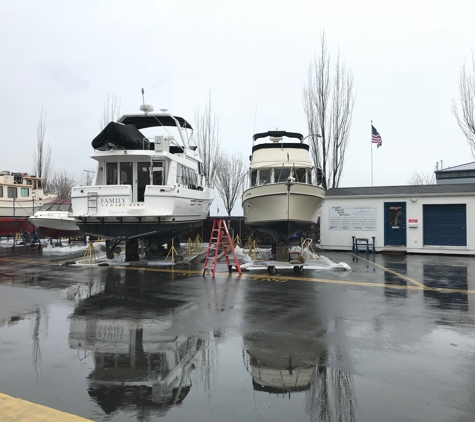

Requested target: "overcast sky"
[{"left": 1, "top": 0, "right": 474, "bottom": 214}]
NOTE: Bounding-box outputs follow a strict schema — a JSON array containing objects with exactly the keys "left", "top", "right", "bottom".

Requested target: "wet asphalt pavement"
[{"left": 1, "top": 244, "right": 475, "bottom": 422}]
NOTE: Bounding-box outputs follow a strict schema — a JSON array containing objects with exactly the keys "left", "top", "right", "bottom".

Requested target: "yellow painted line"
[
  {"left": 4, "top": 256, "right": 475, "bottom": 295},
  {"left": 0, "top": 257, "right": 55, "bottom": 265},
  {"left": 348, "top": 252, "right": 428, "bottom": 289},
  {"left": 115, "top": 265, "right": 434, "bottom": 292},
  {"left": 0, "top": 392, "right": 92, "bottom": 421}
]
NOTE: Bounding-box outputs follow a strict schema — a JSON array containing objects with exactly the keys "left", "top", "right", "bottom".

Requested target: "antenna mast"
[{"left": 139, "top": 88, "right": 154, "bottom": 115}]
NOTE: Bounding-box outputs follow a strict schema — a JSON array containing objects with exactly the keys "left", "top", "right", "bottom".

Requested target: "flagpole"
[{"left": 371, "top": 120, "right": 373, "bottom": 187}]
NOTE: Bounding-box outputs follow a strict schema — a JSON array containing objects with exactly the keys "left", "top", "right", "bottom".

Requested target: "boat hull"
[
  {"left": 0, "top": 197, "right": 57, "bottom": 235},
  {"left": 74, "top": 218, "right": 204, "bottom": 240},
  {"left": 0, "top": 217, "right": 35, "bottom": 236},
  {"left": 28, "top": 215, "right": 81, "bottom": 238},
  {"left": 242, "top": 182, "right": 325, "bottom": 241},
  {"left": 71, "top": 184, "right": 215, "bottom": 240}
]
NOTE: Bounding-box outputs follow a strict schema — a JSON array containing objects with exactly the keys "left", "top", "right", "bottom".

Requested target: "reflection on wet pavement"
[
  {"left": 424, "top": 264, "right": 468, "bottom": 311},
  {"left": 241, "top": 280, "right": 358, "bottom": 422},
  {"left": 2, "top": 250, "right": 475, "bottom": 421},
  {"left": 68, "top": 271, "right": 212, "bottom": 418}
]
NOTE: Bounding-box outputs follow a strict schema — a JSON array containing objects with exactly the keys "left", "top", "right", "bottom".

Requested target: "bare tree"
[
  {"left": 214, "top": 153, "right": 247, "bottom": 217},
  {"left": 100, "top": 92, "right": 121, "bottom": 129},
  {"left": 48, "top": 169, "right": 77, "bottom": 198},
  {"left": 452, "top": 56, "right": 475, "bottom": 158},
  {"left": 407, "top": 169, "right": 436, "bottom": 185},
  {"left": 33, "top": 108, "right": 52, "bottom": 192},
  {"left": 195, "top": 93, "right": 220, "bottom": 186},
  {"left": 303, "top": 33, "right": 355, "bottom": 190}
]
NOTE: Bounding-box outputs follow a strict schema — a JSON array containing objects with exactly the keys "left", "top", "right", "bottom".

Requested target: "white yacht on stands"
[
  {"left": 71, "top": 105, "right": 215, "bottom": 258},
  {"left": 242, "top": 131, "right": 325, "bottom": 242}
]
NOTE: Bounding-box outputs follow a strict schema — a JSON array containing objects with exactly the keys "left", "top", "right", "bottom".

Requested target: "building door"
[
  {"left": 384, "top": 202, "right": 406, "bottom": 246},
  {"left": 423, "top": 204, "right": 466, "bottom": 246}
]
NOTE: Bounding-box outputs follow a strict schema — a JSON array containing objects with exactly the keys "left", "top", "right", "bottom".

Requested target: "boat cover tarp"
[
  {"left": 91, "top": 122, "right": 150, "bottom": 151},
  {"left": 119, "top": 114, "right": 193, "bottom": 130}
]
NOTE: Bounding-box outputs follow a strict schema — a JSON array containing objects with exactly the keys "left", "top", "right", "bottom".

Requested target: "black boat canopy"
[
  {"left": 253, "top": 131, "right": 304, "bottom": 142},
  {"left": 118, "top": 114, "right": 193, "bottom": 130},
  {"left": 91, "top": 122, "right": 150, "bottom": 151}
]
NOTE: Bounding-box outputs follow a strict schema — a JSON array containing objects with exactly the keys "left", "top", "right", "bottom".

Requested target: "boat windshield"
[
  {"left": 259, "top": 169, "right": 271, "bottom": 185},
  {"left": 39, "top": 202, "right": 72, "bottom": 212},
  {"left": 250, "top": 167, "right": 314, "bottom": 186},
  {"left": 276, "top": 167, "right": 291, "bottom": 183}
]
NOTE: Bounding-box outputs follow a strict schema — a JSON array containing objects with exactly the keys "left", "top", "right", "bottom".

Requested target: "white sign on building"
[{"left": 329, "top": 206, "right": 377, "bottom": 231}]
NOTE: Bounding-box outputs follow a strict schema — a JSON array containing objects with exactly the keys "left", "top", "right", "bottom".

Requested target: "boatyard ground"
[{"left": 1, "top": 246, "right": 475, "bottom": 422}]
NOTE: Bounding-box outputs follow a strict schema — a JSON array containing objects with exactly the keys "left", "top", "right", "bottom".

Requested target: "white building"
[{"left": 320, "top": 184, "right": 475, "bottom": 255}]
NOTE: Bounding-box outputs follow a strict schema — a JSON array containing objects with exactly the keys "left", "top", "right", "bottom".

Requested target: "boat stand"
[{"left": 262, "top": 242, "right": 305, "bottom": 275}]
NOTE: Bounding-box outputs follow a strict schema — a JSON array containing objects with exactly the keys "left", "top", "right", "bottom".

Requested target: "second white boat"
[{"left": 242, "top": 131, "right": 325, "bottom": 242}]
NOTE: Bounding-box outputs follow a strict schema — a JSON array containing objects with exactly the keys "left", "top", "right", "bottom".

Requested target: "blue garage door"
[{"left": 423, "top": 204, "right": 466, "bottom": 246}]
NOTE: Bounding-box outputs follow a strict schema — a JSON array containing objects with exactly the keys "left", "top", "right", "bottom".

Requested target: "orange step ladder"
[{"left": 202, "top": 219, "right": 242, "bottom": 277}]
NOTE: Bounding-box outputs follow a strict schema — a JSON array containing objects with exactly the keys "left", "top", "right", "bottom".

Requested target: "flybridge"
[
  {"left": 91, "top": 112, "right": 195, "bottom": 152},
  {"left": 252, "top": 131, "right": 304, "bottom": 142},
  {"left": 118, "top": 114, "right": 193, "bottom": 130}
]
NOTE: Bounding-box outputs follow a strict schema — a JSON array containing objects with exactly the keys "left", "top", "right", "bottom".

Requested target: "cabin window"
[
  {"left": 307, "top": 170, "right": 313, "bottom": 184},
  {"left": 259, "top": 168, "right": 271, "bottom": 185},
  {"left": 276, "top": 167, "right": 291, "bottom": 182},
  {"left": 36, "top": 180, "right": 42, "bottom": 189},
  {"left": 0, "top": 186, "right": 3, "bottom": 197},
  {"left": 176, "top": 164, "right": 183, "bottom": 184},
  {"left": 106, "top": 163, "right": 118, "bottom": 185},
  {"left": 182, "top": 167, "right": 189, "bottom": 186},
  {"left": 8, "top": 187, "right": 17, "bottom": 198},
  {"left": 119, "top": 162, "right": 133, "bottom": 185},
  {"left": 153, "top": 170, "right": 163, "bottom": 185},
  {"left": 251, "top": 170, "right": 257, "bottom": 187},
  {"left": 190, "top": 169, "right": 198, "bottom": 189},
  {"left": 179, "top": 167, "right": 198, "bottom": 189},
  {"left": 152, "top": 160, "right": 164, "bottom": 185},
  {"left": 294, "top": 168, "right": 306, "bottom": 183},
  {"left": 21, "top": 188, "right": 29, "bottom": 197}
]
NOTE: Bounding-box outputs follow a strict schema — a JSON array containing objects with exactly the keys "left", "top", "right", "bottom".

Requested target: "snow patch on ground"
[
  {"left": 41, "top": 242, "right": 93, "bottom": 255},
  {"left": 237, "top": 245, "right": 351, "bottom": 271}
]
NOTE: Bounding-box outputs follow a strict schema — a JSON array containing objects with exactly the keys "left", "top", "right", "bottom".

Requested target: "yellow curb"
[{"left": 0, "top": 393, "right": 92, "bottom": 421}]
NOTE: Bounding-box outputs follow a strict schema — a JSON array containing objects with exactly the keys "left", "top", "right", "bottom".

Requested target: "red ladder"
[{"left": 202, "top": 219, "right": 242, "bottom": 277}]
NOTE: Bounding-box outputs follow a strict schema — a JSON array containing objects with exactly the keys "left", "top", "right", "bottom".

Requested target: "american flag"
[{"left": 372, "top": 125, "right": 382, "bottom": 148}]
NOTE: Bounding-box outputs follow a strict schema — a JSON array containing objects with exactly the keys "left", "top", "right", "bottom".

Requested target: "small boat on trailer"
[
  {"left": 241, "top": 130, "right": 325, "bottom": 267},
  {"left": 0, "top": 171, "right": 56, "bottom": 236},
  {"left": 71, "top": 105, "right": 215, "bottom": 259}
]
